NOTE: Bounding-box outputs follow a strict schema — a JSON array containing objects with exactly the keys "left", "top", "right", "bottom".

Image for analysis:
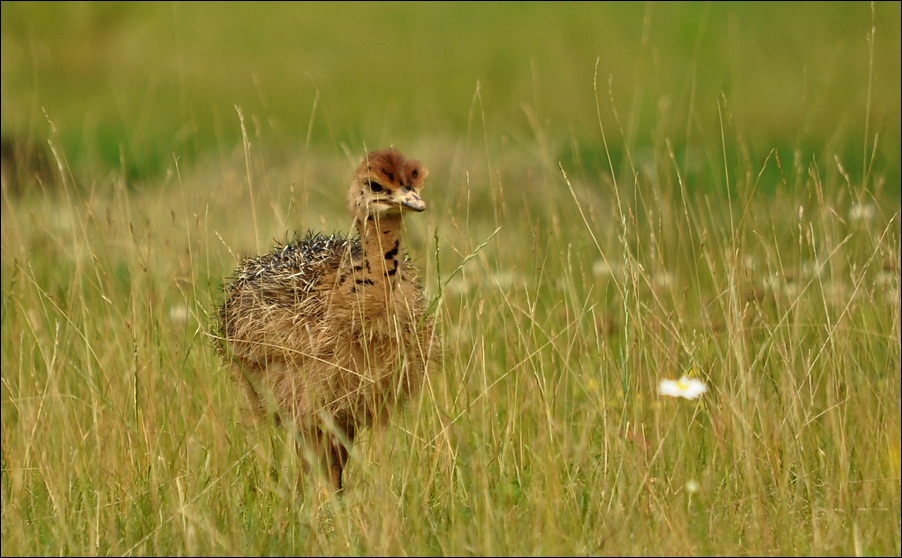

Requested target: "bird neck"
[{"left": 354, "top": 213, "right": 405, "bottom": 283}]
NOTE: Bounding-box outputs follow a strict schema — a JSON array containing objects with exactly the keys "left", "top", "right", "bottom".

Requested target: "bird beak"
[{"left": 396, "top": 190, "right": 426, "bottom": 212}]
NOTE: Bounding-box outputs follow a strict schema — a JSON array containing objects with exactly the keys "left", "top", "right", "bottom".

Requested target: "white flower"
[
  {"left": 658, "top": 376, "right": 707, "bottom": 399},
  {"left": 848, "top": 203, "right": 875, "bottom": 222},
  {"left": 685, "top": 479, "right": 700, "bottom": 494},
  {"left": 592, "top": 259, "right": 622, "bottom": 278},
  {"left": 169, "top": 305, "right": 188, "bottom": 323}
]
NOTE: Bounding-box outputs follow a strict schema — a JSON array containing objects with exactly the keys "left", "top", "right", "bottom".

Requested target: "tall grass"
[
  {"left": 3, "top": 85, "right": 900, "bottom": 555},
  {"left": 2, "top": 4, "right": 901, "bottom": 556}
]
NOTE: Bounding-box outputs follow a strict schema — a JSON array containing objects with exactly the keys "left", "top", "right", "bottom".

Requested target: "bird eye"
[
  {"left": 411, "top": 169, "right": 419, "bottom": 179},
  {"left": 367, "top": 180, "right": 384, "bottom": 193}
]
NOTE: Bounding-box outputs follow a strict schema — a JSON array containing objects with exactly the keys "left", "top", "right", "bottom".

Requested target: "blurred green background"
[{"left": 1, "top": 1, "right": 900, "bottom": 190}]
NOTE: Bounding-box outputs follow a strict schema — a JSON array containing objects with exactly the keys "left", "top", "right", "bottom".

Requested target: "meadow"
[{"left": 1, "top": 2, "right": 900, "bottom": 555}]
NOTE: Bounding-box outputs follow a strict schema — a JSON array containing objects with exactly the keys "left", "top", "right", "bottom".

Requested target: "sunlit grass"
[
  {"left": 2, "top": 3, "right": 901, "bottom": 556},
  {"left": 2, "top": 84, "right": 899, "bottom": 554}
]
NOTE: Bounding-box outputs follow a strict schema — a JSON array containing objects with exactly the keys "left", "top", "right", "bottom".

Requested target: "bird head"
[{"left": 349, "top": 148, "right": 428, "bottom": 222}]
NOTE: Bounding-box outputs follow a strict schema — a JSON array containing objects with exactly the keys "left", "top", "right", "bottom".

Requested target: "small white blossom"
[
  {"left": 653, "top": 271, "right": 674, "bottom": 289},
  {"left": 658, "top": 376, "right": 707, "bottom": 399},
  {"left": 169, "top": 305, "right": 188, "bottom": 323},
  {"left": 685, "top": 479, "right": 700, "bottom": 494},
  {"left": 592, "top": 259, "right": 621, "bottom": 278},
  {"left": 848, "top": 203, "right": 875, "bottom": 223}
]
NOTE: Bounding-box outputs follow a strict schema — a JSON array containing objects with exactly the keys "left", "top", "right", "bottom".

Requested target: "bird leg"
[
  {"left": 302, "top": 422, "right": 355, "bottom": 491},
  {"left": 328, "top": 422, "right": 356, "bottom": 490}
]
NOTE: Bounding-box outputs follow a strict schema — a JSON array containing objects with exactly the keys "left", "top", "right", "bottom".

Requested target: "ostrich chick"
[{"left": 217, "top": 148, "right": 436, "bottom": 490}]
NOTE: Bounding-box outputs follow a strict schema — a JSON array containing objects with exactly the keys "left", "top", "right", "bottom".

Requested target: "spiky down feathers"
[{"left": 217, "top": 230, "right": 434, "bottom": 437}]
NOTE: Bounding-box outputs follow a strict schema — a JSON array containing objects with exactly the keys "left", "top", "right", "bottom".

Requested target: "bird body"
[{"left": 217, "top": 148, "right": 435, "bottom": 489}]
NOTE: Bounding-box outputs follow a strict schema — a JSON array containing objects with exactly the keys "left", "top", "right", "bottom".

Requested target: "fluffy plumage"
[{"left": 217, "top": 148, "right": 436, "bottom": 490}]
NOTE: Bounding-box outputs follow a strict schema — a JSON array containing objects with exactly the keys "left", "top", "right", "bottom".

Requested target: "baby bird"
[{"left": 217, "top": 148, "right": 436, "bottom": 490}]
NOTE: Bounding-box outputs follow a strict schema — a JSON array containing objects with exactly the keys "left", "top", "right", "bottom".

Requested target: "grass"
[
  {"left": 2, "top": 2, "right": 900, "bottom": 185},
  {"left": 2, "top": 2, "right": 901, "bottom": 556}
]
